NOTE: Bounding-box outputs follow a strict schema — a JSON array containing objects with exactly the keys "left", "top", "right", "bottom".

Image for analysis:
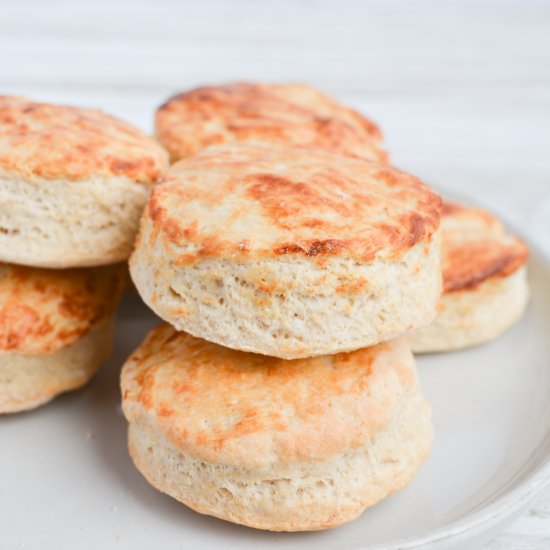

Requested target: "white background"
[{"left": 1, "top": 0, "right": 549, "bottom": 547}]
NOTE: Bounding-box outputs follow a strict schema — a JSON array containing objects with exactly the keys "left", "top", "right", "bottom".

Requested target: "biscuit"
[
  {"left": 121, "top": 324, "right": 432, "bottom": 531},
  {"left": 0, "top": 263, "right": 124, "bottom": 413},
  {"left": 130, "top": 143, "right": 442, "bottom": 359},
  {"left": 155, "top": 82, "right": 387, "bottom": 163},
  {"left": 0, "top": 96, "right": 169, "bottom": 268},
  {"left": 408, "top": 201, "right": 529, "bottom": 352}
]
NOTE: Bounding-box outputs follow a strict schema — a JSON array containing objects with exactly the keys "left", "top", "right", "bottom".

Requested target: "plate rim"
[
  {"left": 363, "top": 195, "right": 550, "bottom": 549},
  {"left": 367, "top": 446, "right": 550, "bottom": 549}
]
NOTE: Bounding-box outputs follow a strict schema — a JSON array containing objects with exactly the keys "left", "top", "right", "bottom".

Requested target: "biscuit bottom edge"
[
  {"left": 409, "top": 266, "right": 529, "bottom": 354},
  {"left": 0, "top": 318, "right": 115, "bottom": 414},
  {"left": 126, "top": 382, "right": 433, "bottom": 532}
]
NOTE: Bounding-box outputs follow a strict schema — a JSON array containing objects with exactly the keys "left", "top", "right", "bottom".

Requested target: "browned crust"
[
  {"left": 0, "top": 96, "right": 168, "bottom": 183},
  {"left": 443, "top": 238, "right": 529, "bottom": 292},
  {"left": 121, "top": 324, "right": 416, "bottom": 466},
  {"left": 142, "top": 143, "right": 441, "bottom": 264},
  {"left": 441, "top": 201, "right": 529, "bottom": 293},
  {"left": 155, "top": 82, "right": 387, "bottom": 163},
  {"left": 0, "top": 263, "right": 124, "bottom": 354}
]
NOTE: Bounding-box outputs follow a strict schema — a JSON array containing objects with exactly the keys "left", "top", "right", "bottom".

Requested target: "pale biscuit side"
[
  {"left": 0, "top": 172, "right": 150, "bottom": 267},
  {"left": 0, "top": 319, "right": 114, "bottom": 413},
  {"left": 130, "top": 226, "right": 441, "bottom": 359},
  {"left": 409, "top": 266, "right": 528, "bottom": 353}
]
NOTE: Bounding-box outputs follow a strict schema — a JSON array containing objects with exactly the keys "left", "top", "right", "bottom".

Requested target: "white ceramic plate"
[{"left": 1, "top": 251, "right": 549, "bottom": 550}]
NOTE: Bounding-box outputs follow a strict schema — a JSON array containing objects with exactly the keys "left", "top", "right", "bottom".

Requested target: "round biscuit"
[
  {"left": 0, "top": 96, "right": 169, "bottom": 267},
  {"left": 130, "top": 142, "right": 442, "bottom": 358},
  {"left": 121, "top": 325, "right": 433, "bottom": 531},
  {"left": 156, "top": 82, "right": 387, "bottom": 163}
]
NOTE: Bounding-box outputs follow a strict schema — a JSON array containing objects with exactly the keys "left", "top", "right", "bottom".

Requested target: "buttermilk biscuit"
[
  {"left": 130, "top": 143, "right": 442, "bottom": 359},
  {"left": 0, "top": 264, "right": 124, "bottom": 413},
  {"left": 155, "top": 82, "right": 387, "bottom": 163},
  {"left": 409, "top": 201, "right": 529, "bottom": 353},
  {"left": 121, "top": 324, "right": 432, "bottom": 531},
  {"left": 0, "top": 96, "right": 169, "bottom": 268}
]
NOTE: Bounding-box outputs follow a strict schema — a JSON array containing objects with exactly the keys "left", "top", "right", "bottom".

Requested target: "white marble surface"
[{"left": 1, "top": 0, "right": 549, "bottom": 547}]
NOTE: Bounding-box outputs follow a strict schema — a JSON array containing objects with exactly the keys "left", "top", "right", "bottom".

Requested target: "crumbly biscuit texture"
[
  {"left": 131, "top": 234, "right": 441, "bottom": 358},
  {"left": 0, "top": 174, "right": 153, "bottom": 267}
]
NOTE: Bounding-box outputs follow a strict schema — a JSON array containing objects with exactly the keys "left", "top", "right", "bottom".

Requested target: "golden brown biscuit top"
[
  {"left": 141, "top": 143, "right": 441, "bottom": 264},
  {"left": 441, "top": 202, "right": 528, "bottom": 293},
  {"left": 0, "top": 96, "right": 168, "bottom": 183},
  {"left": 155, "top": 82, "right": 387, "bottom": 163},
  {"left": 0, "top": 264, "right": 123, "bottom": 355},
  {"left": 121, "top": 324, "right": 416, "bottom": 468}
]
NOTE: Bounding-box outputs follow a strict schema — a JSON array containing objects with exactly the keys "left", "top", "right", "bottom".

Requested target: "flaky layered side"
[
  {"left": 0, "top": 174, "right": 151, "bottom": 267},
  {"left": 121, "top": 325, "right": 432, "bottom": 531},
  {"left": 409, "top": 202, "right": 529, "bottom": 353},
  {"left": 156, "top": 82, "right": 387, "bottom": 163},
  {"left": 132, "top": 227, "right": 441, "bottom": 358},
  {"left": 0, "top": 96, "right": 168, "bottom": 267},
  {"left": 130, "top": 143, "right": 442, "bottom": 358}
]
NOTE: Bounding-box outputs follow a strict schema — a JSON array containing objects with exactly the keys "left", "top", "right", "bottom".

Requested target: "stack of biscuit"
[
  {"left": 122, "top": 84, "right": 528, "bottom": 531},
  {"left": 122, "top": 84, "right": 442, "bottom": 531},
  {"left": 0, "top": 84, "right": 529, "bottom": 532},
  {"left": 0, "top": 96, "right": 168, "bottom": 412}
]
